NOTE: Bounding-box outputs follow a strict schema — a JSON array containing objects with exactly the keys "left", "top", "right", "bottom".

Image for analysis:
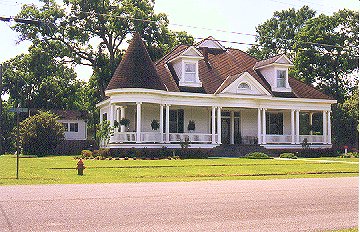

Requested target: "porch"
[{"left": 101, "top": 102, "right": 332, "bottom": 149}]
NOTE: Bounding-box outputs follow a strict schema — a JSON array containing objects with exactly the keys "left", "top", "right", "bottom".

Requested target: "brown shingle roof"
[
  {"left": 253, "top": 54, "right": 283, "bottom": 69},
  {"left": 289, "top": 77, "right": 333, "bottom": 100},
  {"left": 106, "top": 33, "right": 166, "bottom": 91}
]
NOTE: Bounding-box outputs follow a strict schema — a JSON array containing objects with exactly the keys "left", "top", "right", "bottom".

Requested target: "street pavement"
[{"left": 0, "top": 177, "right": 358, "bottom": 232}]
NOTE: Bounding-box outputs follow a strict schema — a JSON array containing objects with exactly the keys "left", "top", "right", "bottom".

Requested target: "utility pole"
[{"left": 0, "top": 64, "right": 3, "bottom": 156}]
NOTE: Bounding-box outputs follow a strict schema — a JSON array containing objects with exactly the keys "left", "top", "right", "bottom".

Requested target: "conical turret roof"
[{"left": 106, "top": 33, "right": 166, "bottom": 91}]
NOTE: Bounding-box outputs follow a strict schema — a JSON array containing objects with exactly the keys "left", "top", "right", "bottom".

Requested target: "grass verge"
[{"left": 0, "top": 155, "right": 358, "bottom": 185}]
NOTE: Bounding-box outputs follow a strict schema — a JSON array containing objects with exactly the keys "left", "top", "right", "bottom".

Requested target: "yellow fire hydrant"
[{"left": 77, "top": 159, "right": 85, "bottom": 175}]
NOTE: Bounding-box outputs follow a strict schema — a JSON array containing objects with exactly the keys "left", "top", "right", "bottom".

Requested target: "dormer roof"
[
  {"left": 253, "top": 54, "right": 293, "bottom": 70},
  {"left": 197, "top": 36, "right": 226, "bottom": 51},
  {"left": 106, "top": 33, "right": 167, "bottom": 91}
]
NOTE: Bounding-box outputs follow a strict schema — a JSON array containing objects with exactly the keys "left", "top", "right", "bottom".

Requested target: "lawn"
[{"left": 0, "top": 155, "right": 358, "bottom": 185}]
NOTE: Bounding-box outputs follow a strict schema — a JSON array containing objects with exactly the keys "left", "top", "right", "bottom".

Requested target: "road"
[{"left": 0, "top": 177, "right": 358, "bottom": 232}]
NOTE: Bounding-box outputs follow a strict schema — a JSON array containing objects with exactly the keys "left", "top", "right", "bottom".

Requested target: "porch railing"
[
  {"left": 110, "top": 132, "right": 213, "bottom": 144},
  {"left": 112, "top": 132, "right": 136, "bottom": 143},
  {"left": 169, "top": 133, "right": 213, "bottom": 143},
  {"left": 299, "top": 135, "right": 324, "bottom": 144},
  {"left": 265, "top": 135, "right": 292, "bottom": 144}
]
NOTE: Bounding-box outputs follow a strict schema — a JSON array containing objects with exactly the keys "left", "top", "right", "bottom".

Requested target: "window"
[
  {"left": 166, "top": 109, "right": 184, "bottom": 133},
  {"left": 62, "top": 123, "right": 68, "bottom": 132},
  {"left": 102, "top": 113, "right": 107, "bottom": 121},
  {"left": 277, "top": 70, "right": 286, "bottom": 87},
  {"left": 266, "top": 112, "right": 283, "bottom": 135},
  {"left": 184, "top": 63, "right": 196, "bottom": 82},
  {"left": 238, "top": 82, "right": 250, "bottom": 89},
  {"left": 70, "top": 123, "right": 79, "bottom": 132}
]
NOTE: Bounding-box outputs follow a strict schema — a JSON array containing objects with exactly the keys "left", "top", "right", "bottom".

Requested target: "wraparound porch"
[{"left": 100, "top": 102, "right": 332, "bottom": 149}]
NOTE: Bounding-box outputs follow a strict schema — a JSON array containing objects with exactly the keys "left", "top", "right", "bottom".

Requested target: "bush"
[
  {"left": 298, "top": 148, "right": 339, "bottom": 158},
  {"left": 19, "top": 111, "right": 64, "bottom": 156},
  {"left": 279, "top": 153, "right": 297, "bottom": 159},
  {"left": 245, "top": 152, "right": 272, "bottom": 159},
  {"left": 339, "top": 152, "right": 359, "bottom": 158},
  {"left": 93, "top": 148, "right": 111, "bottom": 158},
  {"left": 81, "top": 150, "right": 93, "bottom": 159}
]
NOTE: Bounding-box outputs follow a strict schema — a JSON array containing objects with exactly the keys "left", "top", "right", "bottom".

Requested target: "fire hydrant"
[{"left": 77, "top": 159, "right": 85, "bottom": 175}]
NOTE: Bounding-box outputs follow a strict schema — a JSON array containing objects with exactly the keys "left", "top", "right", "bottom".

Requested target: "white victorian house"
[{"left": 97, "top": 33, "right": 336, "bottom": 150}]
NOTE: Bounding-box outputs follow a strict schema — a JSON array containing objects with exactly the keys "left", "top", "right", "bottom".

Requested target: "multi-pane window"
[
  {"left": 276, "top": 70, "right": 286, "bottom": 88},
  {"left": 70, "top": 123, "right": 79, "bottom": 132},
  {"left": 166, "top": 109, "right": 184, "bottom": 133},
  {"left": 266, "top": 112, "right": 283, "bottom": 135},
  {"left": 184, "top": 63, "right": 196, "bottom": 82}
]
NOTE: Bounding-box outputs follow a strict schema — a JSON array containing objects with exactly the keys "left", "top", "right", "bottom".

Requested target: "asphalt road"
[{"left": 0, "top": 177, "right": 358, "bottom": 232}]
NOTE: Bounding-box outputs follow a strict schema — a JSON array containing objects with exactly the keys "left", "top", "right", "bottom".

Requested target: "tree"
[
  {"left": 14, "top": 0, "right": 194, "bottom": 98},
  {"left": 294, "top": 9, "right": 359, "bottom": 102},
  {"left": 2, "top": 41, "right": 83, "bottom": 110},
  {"left": 19, "top": 111, "right": 64, "bottom": 156},
  {"left": 248, "top": 6, "right": 315, "bottom": 60}
]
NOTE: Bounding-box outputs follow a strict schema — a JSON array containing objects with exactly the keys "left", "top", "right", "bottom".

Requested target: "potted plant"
[
  {"left": 119, "top": 118, "right": 130, "bottom": 127},
  {"left": 187, "top": 120, "right": 195, "bottom": 132},
  {"left": 151, "top": 119, "right": 160, "bottom": 130}
]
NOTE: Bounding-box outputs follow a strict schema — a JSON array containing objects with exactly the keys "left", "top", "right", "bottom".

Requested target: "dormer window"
[
  {"left": 184, "top": 62, "right": 196, "bottom": 82},
  {"left": 277, "top": 70, "right": 286, "bottom": 88}
]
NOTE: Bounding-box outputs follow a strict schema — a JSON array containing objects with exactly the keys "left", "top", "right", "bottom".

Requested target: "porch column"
[
  {"left": 327, "top": 111, "right": 331, "bottom": 144},
  {"left": 160, "top": 104, "right": 164, "bottom": 143},
  {"left": 136, "top": 102, "right": 142, "bottom": 143},
  {"left": 165, "top": 104, "right": 170, "bottom": 143},
  {"left": 217, "top": 107, "right": 222, "bottom": 144},
  {"left": 295, "top": 110, "right": 300, "bottom": 144},
  {"left": 262, "top": 108, "right": 266, "bottom": 144},
  {"left": 230, "top": 111, "right": 235, "bottom": 144},
  {"left": 211, "top": 106, "right": 216, "bottom": 144},
  {"left": 322, "top": 110, "right": 327, "bottom": 144},
  {"left": 109, "top": 103, "right": 115, "bottom": 127},
  {"left": 257, "top": 108, "right": 262, "bottom": 144},
  {"left": 291, "top": 109, "right": 295, "bottom": 144},
  {"left": 309, "top": 112, "right": 314, "bottom": 135},
  {"left": 120, "top": 106, "right": 126, "bottom": 132}
]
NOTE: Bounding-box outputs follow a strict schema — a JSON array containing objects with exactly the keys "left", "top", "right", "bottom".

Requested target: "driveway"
[{"left": 0, "top": 177, "right": 358, "bottom": 232}]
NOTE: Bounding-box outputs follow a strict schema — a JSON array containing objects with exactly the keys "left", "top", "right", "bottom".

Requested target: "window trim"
[
  {"left": 276, "top": 69, "right": 287, "bottom": 88},
  {"left": 179, "top": 60, "right": 202, "bottom": 87}
]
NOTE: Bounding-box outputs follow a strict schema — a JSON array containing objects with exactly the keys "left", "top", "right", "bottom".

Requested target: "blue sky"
[{"left": 0, "top": 0, "right": 358, "bottom": 81}]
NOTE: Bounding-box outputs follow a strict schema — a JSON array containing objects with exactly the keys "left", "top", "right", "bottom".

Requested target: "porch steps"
[{"left": 210, "top": 144, "right": 268, "bottom": 157}]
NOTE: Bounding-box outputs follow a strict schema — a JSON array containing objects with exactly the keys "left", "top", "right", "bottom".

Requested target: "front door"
[{"left": 221, "top": 118, "right": 230, "bottom": 144}]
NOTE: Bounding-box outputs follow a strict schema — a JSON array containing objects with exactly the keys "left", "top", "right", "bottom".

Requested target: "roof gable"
[
  {"left": 197, "top": 36, "right": 226, "bottom": 51},
  {"left": 106, "top": 33, "right": 166, "bottom": 91},
  {"left": 254, "top": 54, "right": 293, "bottom": 70},
  {"left": 217, "top": 72, "right": 271, "bottom": 95}
]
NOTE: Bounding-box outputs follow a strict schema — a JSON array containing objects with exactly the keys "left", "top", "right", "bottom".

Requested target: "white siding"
[
  {"left": 258, "top": 66, "right": 275, "bottom": 87},
  {"left": 58, "top": 119, "right": 87, "bottom": 140},
  {"left": 283, "top": 111, "right": 291, "bottom": 135},
  {"left": 173, "top": 61, "right": 182, "bottom": 80},
  {"left": 183, "top": 106, "right": 210, "bottom": 133},
  {"left": 141, "top": 104, "right": 161, "bottom": 132},
  {"left": 240, "top": 109, "right": 258, "bottom": 137}
]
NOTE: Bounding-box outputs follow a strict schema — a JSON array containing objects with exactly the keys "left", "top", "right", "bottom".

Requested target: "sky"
[{"left": 0, "top": 0, "right": 358, "bottom": 82}]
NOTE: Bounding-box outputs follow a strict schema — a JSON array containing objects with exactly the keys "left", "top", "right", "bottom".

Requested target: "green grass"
[
  {"left": 325, "top": 227, "right": 358, "bottom": 232},
  {"left": 0, "top": 155, "right": 358, "bottom": 185}
]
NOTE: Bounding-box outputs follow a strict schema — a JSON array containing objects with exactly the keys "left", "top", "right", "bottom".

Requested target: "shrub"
[
  {"left": 298, "top": 148, "right": 339, "bottom": 158},
  {"left": 339, "top": 152, "right": 359, "bottom": 158},
  {"left": 19, "top": 111, "right": 64, "bottom": 156},
  {"left": 245, "top": 152, "right": 272, "bottom": 159},
  {"left": 93, "top": 148, "right": 111, "bottom": 158},
  {"left": 81, "top": 150, "right": 93, "bottom": 159},
  {"left": 279, "top": 153, "right": 297, "bottom": 159}
]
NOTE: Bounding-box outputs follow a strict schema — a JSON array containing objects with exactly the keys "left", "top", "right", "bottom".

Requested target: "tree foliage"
[
  {"left": 248, "top": 6, "right": 315, "bottom": 60},
  {"left": 15, "top": 0, "right": 194, "bottom": 98},
  {"left": 294, "top": 9, "right": 359, "bottom": 102},
  {"left": 2, "top": 41, "right": 83, "bottom": 110},
  {"left": 19, "top": 111, "right": 65, "bottom": 156}
]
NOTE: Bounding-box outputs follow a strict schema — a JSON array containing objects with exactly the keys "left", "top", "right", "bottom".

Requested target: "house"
[
  {"left": 96, "top": 33, "right": 336, "bottom": 150},
  {"left": 52, "top": 110, "right": 88, "bottom": 141}
]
